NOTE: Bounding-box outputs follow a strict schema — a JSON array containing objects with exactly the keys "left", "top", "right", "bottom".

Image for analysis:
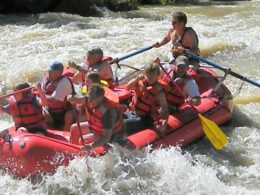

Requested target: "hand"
[
  {"left": 36, "top": 82, "right": 42, "bottom": 92},
  {"left": 153, "top": 42, "right": 160, "bottom": 48},
  {"left": 82, "top": 144, "right": 93, "bottom": 151},
  {"left": 67, "top": 94, "right": 76, "bottom": 104},
  {"left": 185, "top": 97, "right": 193, "bottom": 105},
  {"left": 155, "top": 120, "right": 167, "bottom": 133},
  {"left": 176, "top": 46, "right": 185, "bottom": 55},
  {"left": 68, "top": 61, "right": 77, "bottom": 69},
  {"left": 137, "top": 74, "right": 145, "bottom": 81},
  {"left": 153, "top": 57, "right": 160, "bottom": 65}
]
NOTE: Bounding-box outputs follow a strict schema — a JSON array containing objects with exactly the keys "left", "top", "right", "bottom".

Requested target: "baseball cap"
[
  {"left": 175, "top": 56, "right": 189, "bottom": 68},
  {"left": 48, "top": 61, "right": 64, "bottom": 71}
]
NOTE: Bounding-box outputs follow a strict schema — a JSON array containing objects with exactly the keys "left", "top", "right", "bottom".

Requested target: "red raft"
[{"left": 0, "top": 67, "right": 233, "bottom": 177}]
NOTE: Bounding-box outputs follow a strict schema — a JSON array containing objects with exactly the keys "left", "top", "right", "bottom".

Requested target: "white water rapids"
[{"left": 0, "top": 0, "right": 259, "bottom": 194}]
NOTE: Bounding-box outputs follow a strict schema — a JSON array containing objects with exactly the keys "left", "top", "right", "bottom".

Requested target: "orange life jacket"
[
  {"left": 85, "top": 99, "right": 124, "bottom": 135},
  {"left": 42, "top": 75, "right": 75, "bottom": 113},
  {"left": 130, "top": 79, "right": 169, "bottom": 119},
  {"left": 8, "top": 94, "right": 45, "bottom": 130},
  {"left": 83, "top": 56, "right": 114, "bottom": 87}
]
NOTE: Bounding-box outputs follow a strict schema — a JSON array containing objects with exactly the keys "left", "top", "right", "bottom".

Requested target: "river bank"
[{"left": 0, "top": 0, "right": 250, "bottom": 17}]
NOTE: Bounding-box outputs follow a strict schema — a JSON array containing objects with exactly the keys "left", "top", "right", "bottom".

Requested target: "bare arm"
[
  {"left": 156, "top": 91, "right": 169, "bottom": 120},
  {"left": 155, "top": 91, "right": 169, "bottom": 133},
  {"left": 126, "top": 74, "right": 144, "bottom": 90},
  {"left": 91, "top": 127, "right": 112, "bottom": 148},
  {"left": 68, "top": 61, "right": 89, "bottom": 75},
  {"left": 67, "top": 95, "right": 87, "bottom": 105},
  {"left": 154, "top": 30, "right": 172, "bottom": 48},
  {"left": 36, "top": 82, "right": 48, "bottom": 106}
]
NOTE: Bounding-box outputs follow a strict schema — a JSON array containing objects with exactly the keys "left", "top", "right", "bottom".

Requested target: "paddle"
[
  {"left": 111, "top": 45, "right": 153, "bottom": 64},
  {"left": 186, "top": 50, "right": 260, "bottom": 88},
  {"left": 158, "top": 63, "right": 228, "bottom": 150},
  {"left": 0, "top": 87, "right": 33, "bottom": 100}
]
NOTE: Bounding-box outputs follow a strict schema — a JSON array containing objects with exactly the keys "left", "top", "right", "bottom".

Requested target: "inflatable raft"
[{"left": 0, "top": 67, "right": 233, "bottom": 177}]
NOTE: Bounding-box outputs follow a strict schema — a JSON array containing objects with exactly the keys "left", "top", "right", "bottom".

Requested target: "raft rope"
[{"left": 231, "top": 78, "right": 245, "bottom": 99}]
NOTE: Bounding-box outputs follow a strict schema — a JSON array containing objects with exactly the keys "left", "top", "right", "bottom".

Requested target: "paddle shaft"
[
  {"left": 186, "top": 51, "right": 260, "bottom": 88},
  {"left": 112, "top": 45, "right": 153, "bottom": 64},
  {"left": 0, "top": 87, "right": 34, "bottom": 100},
  {"left": 158, "top": 64, "right": 189, "bottom": 103}
]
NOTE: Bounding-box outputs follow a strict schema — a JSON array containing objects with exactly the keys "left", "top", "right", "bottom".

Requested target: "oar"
[
  {"left": 111, "top": 45, "right": 153, "bottom": 64},
  {"left": 0, "top": 87, "right": 33, "bottom": 100},
  {"left": 159, "top": 63, "right": 227, "bottom": 150},
  {"left": 186, "top": 50, "right": 260, "bottom": 88},
  {"left": 75, "top": 112, "right": 91, "bottom": 170}
]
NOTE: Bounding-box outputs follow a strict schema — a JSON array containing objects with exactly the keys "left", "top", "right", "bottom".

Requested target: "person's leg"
[
  {"left": 64, "top": 109, "right": 77, "bottom": 131},
  {"left": 43, "top": 108, "right": 54, "bottom": 128},
  {"left": 70, "top": 121, "right": 90, "bottom": 144}
]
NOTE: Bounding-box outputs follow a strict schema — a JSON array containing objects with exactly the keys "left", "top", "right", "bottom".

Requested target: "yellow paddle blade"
[
  {"left": 234, "top": 95, "right": 260, "bottom": 105},
  {"left": 198, "top": 114, "right": 228, "bottom": 150}
]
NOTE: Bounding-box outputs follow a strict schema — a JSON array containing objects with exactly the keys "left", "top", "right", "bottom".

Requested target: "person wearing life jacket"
[
  {"left": 153, "top": 11, "right": 200, "bottom": 71},
  {"left": 76, "top": 71, "right": 120, "bottom": 122},
  {"left": 81, "top": 71, "right": 109, "bottom": 95},
  {"left": 125, "top": 63, "right": 169, "bottom": 134},
  {"left": 67, "top": 84, "right": 126, "bottom": 149},
  {"left": 68, "top": 48, "right": 114, "bottom": 87},
  {"left": 163, "top": 56, "right": 201, "bottom": 113},
  {"left": 36, "top": 61, "right": 76, "bottom": 131},
  {"left": 0, "top": 82, "right": 46, "bottom": 135}
]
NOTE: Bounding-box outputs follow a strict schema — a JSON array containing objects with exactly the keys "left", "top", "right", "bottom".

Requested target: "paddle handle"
[
  {"left": 0, "top": 87, "right": 34, "bottom": 100},
  {"left": 112, "top": 45, "right": 153, "bottom": 64},
  {"left": 186, "top": 51, "right": 260, "bottom": 88}
]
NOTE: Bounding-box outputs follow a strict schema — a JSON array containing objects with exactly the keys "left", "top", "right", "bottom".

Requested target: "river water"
[{"left": 0, "top": 1, "right": 260, "bottom": 194}]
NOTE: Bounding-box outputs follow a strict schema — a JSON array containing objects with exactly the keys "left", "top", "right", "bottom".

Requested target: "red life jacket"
[
  {"left": 130, "top": 79, "right": 169, "bottom": 119},
  {"left": 42, "top": 75, "right": 76, "bottom": 113},
  {"left": 83, "top": 56, "right": 114, "bottom": 87},
  {"left": 8, "top": 94, "right": 45, "bottom": 130},
  {"left": 85, "top": 99, "right": 124, "bottom": 135},
  {"left": 162, "top": 66, "right": 191, "bottom": 106}
]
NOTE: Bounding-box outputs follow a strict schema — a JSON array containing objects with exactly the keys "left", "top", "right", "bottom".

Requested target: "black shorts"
[
  {"left": 27, "top": 126, "right": 47, "bottom": 135},
  {"left": 50, "top": 111, "right": 65, "bottom": 129}
]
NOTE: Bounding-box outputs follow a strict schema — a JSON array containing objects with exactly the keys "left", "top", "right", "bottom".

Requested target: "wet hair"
[
  {"left": 88, "top": 84, "right": 104, "bottom": 98},
  {"left": 144, "top": 63, "right": 160, "bottom": 76},
  {"left": 86, "top": 71, "right": 100, "bottom": 83},
  {"left": 87, "top": 48, "right": 103, "bottom": 58},
  {"left": 172, "top": 12, "right": 187, "bottom": 25}
]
